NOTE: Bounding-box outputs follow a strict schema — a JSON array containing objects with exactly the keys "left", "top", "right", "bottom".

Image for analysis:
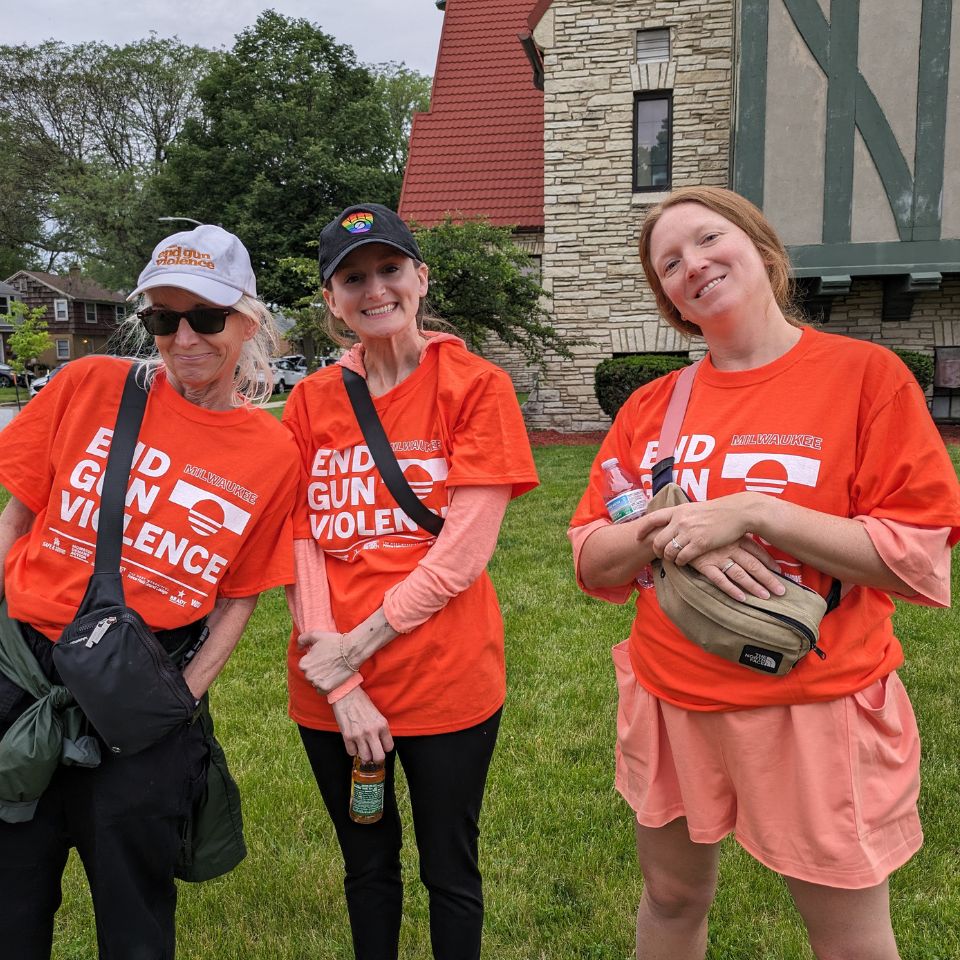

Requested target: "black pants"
[
  {"left": 0, "top": 721, "right": 207, "bottom": 960},
  {"left": 299, "top": 707, "right": 502, "bottom": 960}
]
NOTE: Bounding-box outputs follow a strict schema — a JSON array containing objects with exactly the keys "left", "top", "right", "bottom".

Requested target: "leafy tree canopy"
[
  {"left": 6, "top": 300, "right": 52, "bottom": 407},
  {"left": 0, "top": 38, "right": 214, "bottom": 284},
  {"left": 159, "top": 12, "right": 416, "bottom": 304},
  {"left": 0, "top": 22, "right": 430, "bottom": 302},
  {"left": 371, "top": 63, "right": 432, "bottom": 179},
  {"left": 415, "top": 217, "right": 570, "bottom": 369},
  {"left": 6, "top": 300, "right": 51, "bottom": 371}
]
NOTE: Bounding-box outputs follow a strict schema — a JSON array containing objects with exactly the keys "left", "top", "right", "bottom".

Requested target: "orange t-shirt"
[
  {"left": 0, "top": 357, "right": 299, "bottom": 639},
  {"left": 570, "top": 327, "right": 960, "bottom": 710},
  {"left": 283, "top": 334, "right": 538, "bottom": 735}
]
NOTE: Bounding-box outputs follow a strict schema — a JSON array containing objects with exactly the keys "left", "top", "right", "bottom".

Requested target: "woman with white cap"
[{"left": 0, "top": 224, "right": 299, "bottom": 959}]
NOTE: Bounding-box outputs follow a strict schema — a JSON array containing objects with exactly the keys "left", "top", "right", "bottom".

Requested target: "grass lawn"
[
  {"left": 1, "top": 444, "right": 958, "bottom": 958},
  {"left": 0, "top": 386, "right": 30, "bottom": 405},
  {"left": 263, "top": 393, "right": 288, "bottom": 420}
]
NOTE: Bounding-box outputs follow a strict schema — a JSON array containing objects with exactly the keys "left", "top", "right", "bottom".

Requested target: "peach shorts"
[{"left": 612, "top": 641, "right": 923, "bottom": 889}]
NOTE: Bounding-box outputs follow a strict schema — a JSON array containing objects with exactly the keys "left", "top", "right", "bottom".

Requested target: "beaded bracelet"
[{"left": 339, "top": 632, "right": 359, "bottom": 673}]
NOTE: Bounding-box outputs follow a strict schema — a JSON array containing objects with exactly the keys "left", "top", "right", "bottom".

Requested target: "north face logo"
[{"left": 739, "top": 645, "right": 782, "bottom": 673}]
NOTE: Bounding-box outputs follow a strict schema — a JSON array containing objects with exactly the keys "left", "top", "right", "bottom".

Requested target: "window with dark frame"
[
  {"left": 634, "top": 92, "right": 672, "bottom": 192},
  {"left": 636, "top": 28, "right": 670, "bottom": 63},
  {"left": 84, "top": 302, "right": 97, "bottom": 323},
  {"left": 932, "top": 346, "right": 960, "bottom": 421},
  {"left": 56, "top": 338, "right": 70, "bottom": 360}
]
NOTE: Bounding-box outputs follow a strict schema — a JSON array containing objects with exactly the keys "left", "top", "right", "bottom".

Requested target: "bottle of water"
[{"left": 601, "top": 457, "right": 654, "bottom": 588}]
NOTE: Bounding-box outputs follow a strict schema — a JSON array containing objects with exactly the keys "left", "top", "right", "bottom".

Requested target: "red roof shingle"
[{"left": 399, "top": 0, "right": 544, "bottom": 229}]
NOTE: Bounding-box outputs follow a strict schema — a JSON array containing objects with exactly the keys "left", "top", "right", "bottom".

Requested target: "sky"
[{"left": 0, "top": 0, "right": 445, "bottom": 75}]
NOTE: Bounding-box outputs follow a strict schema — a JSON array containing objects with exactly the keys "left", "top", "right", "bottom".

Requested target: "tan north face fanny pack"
[
  {"left": 646, "top": 483, "right": 829, "bottom": 676},
  {"left": 646, "top": 361, "right": 839, "bottom": 677}
]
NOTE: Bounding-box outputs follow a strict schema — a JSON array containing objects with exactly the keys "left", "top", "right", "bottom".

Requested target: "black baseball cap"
[{"left": 318, "top": 203, "right": 422, "bottom": 282}]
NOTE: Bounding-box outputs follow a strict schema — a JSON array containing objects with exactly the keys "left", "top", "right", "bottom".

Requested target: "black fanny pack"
[{"left": 52, "top": 365, "right": 205, "bottom": 755}]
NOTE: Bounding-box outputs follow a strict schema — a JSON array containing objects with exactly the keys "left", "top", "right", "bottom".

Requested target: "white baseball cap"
[{"left": 128, "top": 224, "right": 257, "bottom": 306}]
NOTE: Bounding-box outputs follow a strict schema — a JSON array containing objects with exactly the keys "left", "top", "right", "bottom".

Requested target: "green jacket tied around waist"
[
  {"left": 0, "top": 599, "right": 245, "bottom": 880},
  {"left": 0, "top": 599, "right": 100, "bottom": 823}
]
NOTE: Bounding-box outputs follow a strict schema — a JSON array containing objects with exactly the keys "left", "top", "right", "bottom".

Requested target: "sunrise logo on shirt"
[
  {"left": 397, "top": 456, "right": 449, "bottom": 500},
  {"left": 169, "top": 480, "right": 252, "bottom": 537},
  {"left": 721, "top": 452, "right": 820, "bottom": 495},
  {"left": 341, "top": 212, "right": 374, "bottom": 234}
]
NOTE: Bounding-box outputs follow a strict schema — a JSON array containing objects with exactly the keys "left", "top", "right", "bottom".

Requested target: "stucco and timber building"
[{"left": 403, "top": 0, "right": 960, "bottom": 428}]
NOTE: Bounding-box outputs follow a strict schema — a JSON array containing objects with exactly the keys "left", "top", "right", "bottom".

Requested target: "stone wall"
[
  {"left": 476, "top": 229, "right": 543, "bottom": 391},
  {"left": 524, "top": 0, "right": 736, "bottom": 430},
  {"left": 822, "top": 275, "right": 960, "bottom": 358},
  {"left": 524, "top": 0, "right": 958, "bottom": 430}
]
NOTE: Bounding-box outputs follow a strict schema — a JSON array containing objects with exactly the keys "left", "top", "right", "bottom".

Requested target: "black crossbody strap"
[
  {"left": 341, "top": 367, "right": 445, "bottom": 537},
  {"left": 94, "top": 364, "right": 149, "bottom": 575}
]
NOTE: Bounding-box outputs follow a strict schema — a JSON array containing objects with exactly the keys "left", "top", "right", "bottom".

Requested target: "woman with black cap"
[
  {"left": 0, "top": 224, "right": 299, "bottom": 959},
  {"left": 283, "top": 203, "right": 538, "bottom": 959}
]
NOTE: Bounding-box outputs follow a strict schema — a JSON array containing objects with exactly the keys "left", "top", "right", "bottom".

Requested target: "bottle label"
[
  {"left": 351, "top": 781, "right": 384, "bottom": 816},
  {"left": 606, "top": 490, "right": 648, "bottom": 524}
]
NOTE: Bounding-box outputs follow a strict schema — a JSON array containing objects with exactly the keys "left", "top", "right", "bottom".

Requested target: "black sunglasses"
[{"left": 136, "top": 306, "right": 232, "bottom": 336}]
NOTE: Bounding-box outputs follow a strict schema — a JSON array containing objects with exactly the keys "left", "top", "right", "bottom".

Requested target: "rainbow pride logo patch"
[{"left": 341, "top": 211, "right": 374, "bottom": 234}]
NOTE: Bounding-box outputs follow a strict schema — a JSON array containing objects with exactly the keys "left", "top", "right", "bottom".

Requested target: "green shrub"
[
  {"left": 893, "top": 349, "right": 934, "bottom": 392},
  {"left": 595, "top": 354, "right": 692, "bottom": 419}
]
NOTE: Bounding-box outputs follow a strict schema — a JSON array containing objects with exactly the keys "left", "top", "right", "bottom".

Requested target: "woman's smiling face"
[
  {"left": 148, "top": 286, "right": 253, "bottom": 397},
  {"left": 648, "top": 202, "right": 773, "bottom": 332},
  {"left": 323, "top": 243, "right": 429, "bottom": 344}
]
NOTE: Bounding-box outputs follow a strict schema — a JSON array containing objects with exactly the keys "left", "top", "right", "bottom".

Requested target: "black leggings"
[{"left": 299, "top": 707, "right": 502, "bottom": 960}]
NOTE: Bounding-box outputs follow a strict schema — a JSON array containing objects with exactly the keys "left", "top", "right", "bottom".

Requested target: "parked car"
[
  {"left": 0, "top": 363, "right": 32, "bottom": 389},
  {"left": 28, "top": 363, "right": 69, "bottom": 397},
  {"left": 282, "top": 352, "right": 337, "bottom": 369},
  {"left": 270, "top": 357, "right": 308, "bottom": 394}
]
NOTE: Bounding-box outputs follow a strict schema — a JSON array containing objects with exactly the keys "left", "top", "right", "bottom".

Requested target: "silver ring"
[
  {"left": 721, "top": 559, "right": 736, "bottom": 574},
  {"left": 669, "top": 537, "right": 683, "bottom": 552}
]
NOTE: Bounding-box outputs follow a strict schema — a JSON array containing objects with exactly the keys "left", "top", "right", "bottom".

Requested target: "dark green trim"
[
  {"left": 821, "top": 0, "right": 859, "bottom": 243},
  {"left": 784, "top": 0, "right": 913, "bottom": 240},
  {"left": 736, "top": 0, "right": 951, "bottom": 247},
  {"left": 732, "top": 0, "right": 769, "bottom": 205},
  {"left": 782, "top": 0, "right": 829, "bottom": 64},
  {"left": 853, "top": 84, "right": 914, "bottom": 239},
  {"left": 912, "top": 0, "right": 952, "bottom": 240},
  {"left": 788, "top": 239, "right": 960, "bottom": 276}
]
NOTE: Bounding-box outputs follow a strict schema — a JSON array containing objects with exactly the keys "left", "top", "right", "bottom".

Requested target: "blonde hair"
[
  {"left": 637, "top": 186, "right": 805, "bottom": 337},
  {"left": 114, "top": 293, "right": 279, "bottom": 405}
]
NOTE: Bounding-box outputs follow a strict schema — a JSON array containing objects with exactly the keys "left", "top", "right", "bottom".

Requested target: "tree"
[
  {"left": 276, "top": 218, "right": 575, "bottom": 369},
  {"left": 415, "top": 217, "right": 572, "bottom": 369},
  {"left": 371, "top": 63, "right": 432, "bottom": 180},
  {"left": 6, "top": 300, "right": 52, "bottom": 408},
  {"left": 159, "top": 12, "right": 405, "bottom": 305},
  {"left": 0, "top": 38, "right": 213, "bottom": 281}
]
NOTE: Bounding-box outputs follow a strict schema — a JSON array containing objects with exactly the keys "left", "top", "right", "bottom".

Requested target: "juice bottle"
[{"left": 349, "top": 756, "right": 385, "bottom": 824}]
